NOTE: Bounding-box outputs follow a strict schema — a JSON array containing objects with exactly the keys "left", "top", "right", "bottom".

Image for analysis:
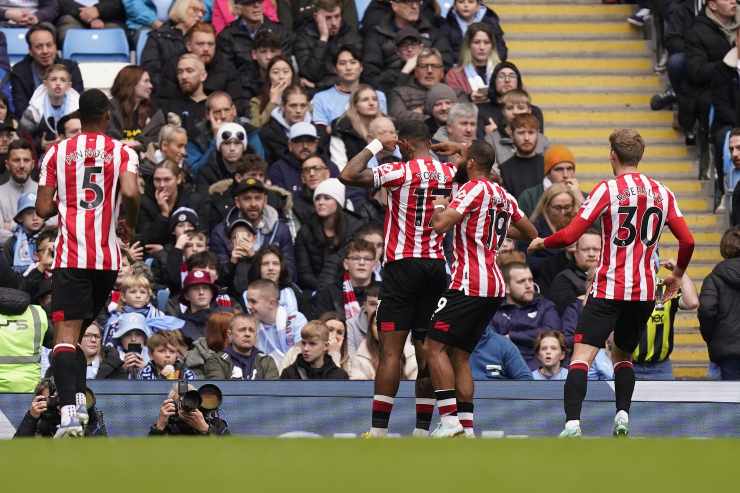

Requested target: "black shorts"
[
  {"left": 576, "top": 296, "right": 656, "bottom": 353},
  {"left": 51, "top": 268, "right": 117, "bottom": 325},
  {"left": 428, "top": 289, "right": 503, "bottom": 353},
  {"left": 377, "top": 258, "right": 448, "bottom": 340}
]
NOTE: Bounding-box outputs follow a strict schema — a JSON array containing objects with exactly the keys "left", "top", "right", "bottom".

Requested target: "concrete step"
[
  {"left": 672, "top": 346, "right": 710, "bottom": 363},
  {"left": 568, "top": 144, "right": 689, "bottom": 160},
  {"left": 547, "top": 110, "right": 673, "bottom": 126},
  {"left": 535, "top": 92, "right": 652, "bottom": 108},
  {"left": 505, "top": 21, "right": 640, "bottom": 40},
  {"left": 673, "top": 366, "right": 708, "bottom": 379},
  {"left": 577, "top": 161, "right": 695, "bottom": 178},
  {"left": 495, "top": 4, "right": 633, "bottom": 21},
  {"left": 547, "top": 126, "right": 679, "bottom": 144},
  {"left": 661, "top": 231, "right": 722, "bottom": 245},
  {"left": 676, "top": 313, "right": 700, "bottom": 330},
  {"left": 526, "top": 75, "right": 661, "bottom": 91},
  {"left": 661, "top": 246, "right": 724, "bottom": 262},
  {"left": 516, "top": 57, "right": 653, "bottom": 75},
  {"left": 508, "top": 39, "right": 648, "bottom": 56},
  {"left": 675, "top": 332, "right": 704, "bottom": 346}
]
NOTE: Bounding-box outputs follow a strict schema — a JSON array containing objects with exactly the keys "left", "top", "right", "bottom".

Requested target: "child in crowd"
[
  {"left": 7, "top": 193, "right": 46, "bottom": 273},
  {"left": 20, "top": 64, "right": 79, "bottom": 149},
  {"left": 346, "top": 284, "right": 380, "bottom": 357},
  {"left": 225, "top": 218, "right": 257, "bottom": 293},
  {"left": 140, "top": 332, "right": 197, "bottom": 380},
  {"left": 220, "top": 312, "right": 279, "bottom": 380},
  {"left": 486, "top": 89, "right": 548, "bottom": 169},
  {"left": 110, "top": 312, "right": 151, "bottom": 379},
  {"left": 244, "top": 245, "right": 303, "bottom": 314},
  {"left": 532, "top": 330, "right": 569, "bottom": 381},
  {"left": 350, "top": 312, "right": 417, "bottom": 380},
  {"left": 280, "top": 321, "right": 349, "bottom": 380},
  {"left": 161, "top": 229, "right": 208, "bottom": 297},
  {"left": 179, "top": 269, "right": 218, "bottom": 344}
]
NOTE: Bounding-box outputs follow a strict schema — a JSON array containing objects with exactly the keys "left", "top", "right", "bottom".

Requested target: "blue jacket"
[
  {"left": 470, "top": 329, "right": 533, "bottom": 380},
  {"left": 123, "top": 0, "right": 213, "bottom": 30},
  {"left": 491, "top": 296, "right": 562, "bottom": 370}
]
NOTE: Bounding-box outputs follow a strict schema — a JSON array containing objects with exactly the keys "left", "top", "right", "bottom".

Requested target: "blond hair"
[
  {"left": 301, "top": 320, "right": 330, "bottom": 342},
  {"left": 530, "top": 183, "right": 580, "bottom": 223},
  {"left": 170, "top": 0, "right": 203, "bottom": 24},
  {"left": 119, "top": 273, "right": 153, "bottom": 295}
]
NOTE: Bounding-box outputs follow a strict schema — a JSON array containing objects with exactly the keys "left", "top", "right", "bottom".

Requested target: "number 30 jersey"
[
  {"left": 448, "top": 179, "right": 521, "bottom": 297},
  {"left": 373, "top": 158, "right": 457, "bottom": 263},
  {"left": 566, "top": 172, "right": 683, "bottom": 302},
  {"left": 39, "top": 132, "right": 139, "bottom": 271}
]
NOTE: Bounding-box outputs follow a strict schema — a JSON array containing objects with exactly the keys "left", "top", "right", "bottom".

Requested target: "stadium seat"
[
  {"left": 136, "top": 29, "right": 150, "bottom": 65},
  {"left": 355, "top": 0, "right": 371, "bottom": 24},
  {"left": 79, "top": 62, "right": 130, "bottom": 93},
  {"left": 2, "top": 27, "right": 29, "bottom": 65},
  {"left": 62, "top": 28, "right": 131, "bottom": 63}
]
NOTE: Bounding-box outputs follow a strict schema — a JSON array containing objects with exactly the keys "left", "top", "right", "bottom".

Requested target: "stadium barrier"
[{"left": 2, "top": 380, "right": 739, "bottom": 438}]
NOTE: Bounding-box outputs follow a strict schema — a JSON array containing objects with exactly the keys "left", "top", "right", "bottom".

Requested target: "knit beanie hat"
[
  {"left": 313, "top": 178, "right": 345, "bottom": 208},
  {"left": 425, "top": 84, "right": 457, "bottom": 116},
  {"left": 216, "top": 122, "right": 248, "bottom": 149},
  {"left": 544, "top": 145, "right": 576, "bottom": 175}
]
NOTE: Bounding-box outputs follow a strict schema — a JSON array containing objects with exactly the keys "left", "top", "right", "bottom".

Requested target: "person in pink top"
[{"left": 212, "top": 0, "right": 278, "bottom": 33}]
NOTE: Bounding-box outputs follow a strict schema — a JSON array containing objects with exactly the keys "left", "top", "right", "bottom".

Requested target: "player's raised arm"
[{"left": 339, "top": 116, "right": 398, "bottom": 188}]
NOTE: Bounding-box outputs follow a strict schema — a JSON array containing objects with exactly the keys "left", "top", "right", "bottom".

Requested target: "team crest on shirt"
[{"left": 379, "top": 164, "right": 395, "bottom": 174}]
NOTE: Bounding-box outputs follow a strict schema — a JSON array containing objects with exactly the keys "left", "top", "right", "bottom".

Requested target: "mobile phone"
[{"left": 127, "top": 343, "right": 142, "bottom": 354}]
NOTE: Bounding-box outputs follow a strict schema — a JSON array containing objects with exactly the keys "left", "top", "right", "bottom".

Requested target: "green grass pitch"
[{"left": 1, "top": 438, "right": 738, "bottom": 492}]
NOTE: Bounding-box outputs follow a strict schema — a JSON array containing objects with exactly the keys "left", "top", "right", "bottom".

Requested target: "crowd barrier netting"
[{"left": 1, "top": 380, "right": 739, "bottom": 438}]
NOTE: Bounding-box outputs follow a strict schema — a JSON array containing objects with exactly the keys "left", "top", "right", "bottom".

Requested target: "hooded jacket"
[
  {"left": 19, "top": 84, "right": 79, "bottom": 138},
  {"left": 10, "top": 56, "right": 84, "bottom": 120},
  {"left": 698, "top": 257, "right": 740, "bottom": 362},
  {"left": 685, "top": 10, "right": 736, "bottom": 90},
  {"left": 280, "top": 353, "right": 349, "bottom": 380},
  {"left": 440, "top": 4, "right": 507, "bottom": 65},
  {"left": 259, "top": 106, "right": 314, "bottom": 163},
  {"left": 180, "top": 308, "right": 214, "bottom": 345},
  {"left": 207, "top": 178, "right": 295, "bottom": 228}
]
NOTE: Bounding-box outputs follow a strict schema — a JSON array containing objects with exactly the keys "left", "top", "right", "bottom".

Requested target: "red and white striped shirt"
[
  {"left": 544, "top": 172, "right": 686, "bottom": 301},
  {"left": 39, "top": 132, "right": 139, "bottom": 271},
  {"left": 372, "top": 157, "right": 457, "bottom": 262},
  {"left": 448, "top": 179, "right": 522, "bottom": 297}
]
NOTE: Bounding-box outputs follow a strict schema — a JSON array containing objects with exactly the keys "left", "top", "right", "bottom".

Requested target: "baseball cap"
[
  {"left": 289, "top": 122, "right": 318, "bottom": 141},
  {"left": 394, "top": 27, "right": 423, "bottom": 45},
  {"left": 232, "top": 177, "right": 267, "bottom": 197},
  {"left": 168, "top": 207, "right": 200, "bottom": 233},
  {"left": 227, "top": 217, "right": 256, "bottom": 237},
  {"left": 14, "top": 193, "right": 37, "bottom": 223}
]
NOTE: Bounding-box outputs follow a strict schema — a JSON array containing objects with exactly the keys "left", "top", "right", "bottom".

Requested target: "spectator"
[
  {"left": 444, "top": 22, "right": 502, "bottom": 101},
  {"left": 196, "top": 122, "right": 247, "bottom": 189},
  {"left": 213, "top": 0, "right": 279, "bottom": 33},
  {"left": 499, "top": 113, "right": 547, "bottom": 198},
  {"left": 240, "top": 30, "right": 283, "bottom": 100},
  {"left": 149, "top": 383, "right": 230, "bottom": 436},
  {"left": 712, "top": 31, "right": 740, "bottom": 196},
  {"left": 0, "top": 140, "right": 36, "bottom": 243},
  {"left": 19, "top": 64, "right": 79, "bottom": 149},
  {"left": 4, "top": 192, "right": 45, "bottom": 273},
  {"left": 245, "top": 245, "right": 303, "bottom": 314},
  {"left": 345, "top": 282, "right": 379, "bottom": 355},
  {"left": 140, "top": 0, "right": 205, "bottom": 91},
  {"left": 10, "top": 226, "right": 54, "bottom": 291},
  {"left": 269, "top": 122, "right": 327, "bottom": 194},
  {"left": 549, "top": 229, "right": 601, "bottom": 315},
  {"left": 349, "top": 311, "right": 417, "bottom": 380},
  {"left": 110, "top": 312, "right": 151, "bottom": 379},
  {"left": 423, "top": 83, "right": 456, "bottom": 136},
  {"left": 491, "top": 262, "right": 563, "bottom": 369},
  {"left": 527, "top": 183, "right": 579, "bottom": 271},
  {"left": 223, "top": 217, "right": 257, "bottom": 294},
  {"left": 159, "top": 22, "right": 246, "bottom": 113},
  {"left": 478, "top": 61, "right": 545, "bottom": 134},
  {"left": 469, "top": 327, "right": 533, "bottom": 380},
  {"left": 291, "top": 154, "right": 332, "bottom": 225},
  {"left": 211, "top": 177, "right": 295, "bottom": 276},
  {"left": 731, "top": 129, "right": 740, "bottom": 226},
  {"left": 517, "top": 144, "right": 580, "bottom": 217},
  {"left": 123, "top": 0, "right": 172, "bottom": 31},
  {"left": 188, "top": 91, "right": 262, "bottom": 175},
  {"left": 295, "top": 179, "right": 364, "bottom": 291},
  {"left": 633, "top": 259, "right": 699, "bottom": 380},
  {"left": 0, "top": 287, "right": 48, "bottom": 392},
  {"left": 56, "top": 0, "right": 125, "bottom": 42},
  {"left": 484, "top": 89, "right": 543, "bottom": 168},
  {"left": 321, "top": 312, "right": 351, "bottom": 372},
  {"left": 280, "top": 320, "right": 349, "bottom": 379},
  {"left": 0, "top": 118, "right": 14, "bottom": 179},
  {"left": 108, "top": 65, "right": 166, "bottom": 150},
  {"left": 531, "top": 330, "right": 568, "bottom": 380},
  {"left": 389, "top": 46, "right": 446, "bottom": 122},
  {"left": 217, "top": 312, "right": 279, "bottom": 378},
  {"left": 260, "top": 85, "right": 313, "bottom": 163},
  {"left": 294, "top": 0, "right": 362, "bottom": 90},
  {"left": 432, "top": 101, "right": 476, "bottom": 145},
  {"left": 278, "top": 0, "right": 356, "bottom": 31},
  {"left": 698, "top": 226, "right": 740, "bottom": 380},
  {"left": 363, "top": 2, "right": 452, "bottom": 95},
  {"left": 148, "top": 206, "right": 198, "bottom": 289},
  {"left": 136, "top": 160, "right": 209, "bottom": 246},
  {"left": 179, "top": 269, "right": 218, "bottom": 344},
  {"left": 0, "top": 0, "right": 58, "bottom": 26},
  {"left": 330, "top": 84, "right": 383, "bottom": 169},
  {"left": 355, "top": 223, "right": 383, "bottom": 280},
  {"left": 140, "top": 124, "right": 188, "bottom": 178},
  {"left": 158, "top": 54, "right": 209, "bottom": 136},
  {"left": 139, "top": 331, "right": 197, "bottom": 379},
  {"left": 359, "top": 0, "right": 438, "bottom": 34},
  {"left": 245, "top": 278, "right": 306, "bottom": 364},
  {"left": 216, "top": 0, "right": 293, "bottom": 73},
  {"left": 185, "top": 310, "right": 231, "bottom": 378},
  {"left": 311, "top": 45, "right": 388, "bottom": 129},
  {"left": 249, "top": 54, "right": 295, "bottom": 128},
  {"left": 442, "top": 1, "right": 506, "bottom": 66},
  {"left": 10, "top": 23, "right": 84, "bottom": 119},
  {"left": 80, "top": 322, "right": 127, "bottom": 379}
]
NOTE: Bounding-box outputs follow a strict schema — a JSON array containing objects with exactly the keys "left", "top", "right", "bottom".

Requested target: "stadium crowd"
[{"left": 0, "top": 0, "right": 739, "bottom": 411}]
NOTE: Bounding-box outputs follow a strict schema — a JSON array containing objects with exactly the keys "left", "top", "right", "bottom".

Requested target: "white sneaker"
[
  {"left": 463, "top": 428, "right": 475, "bottom": 438},
  {"left": 75, "top": 393, "right": 89, "bottom": 429},
  {"left": 559, "top": 421, "right": 582, "bottom": 438},
  {"left": 613, "top": 411, "right": 630, "bottom": 437},
  {"left": 411, "top": 428, "right": 430, "bottom": 437},
  {"left": 54, "top": 417, "right": 84, "bottom": 438},
  {"left": 430, "top": 420, "right": 464, "bottom": 438}
]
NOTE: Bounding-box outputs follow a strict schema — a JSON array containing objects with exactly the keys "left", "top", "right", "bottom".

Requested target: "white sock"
[
  {"left": 565, "top": 420, "right": 580, "bottom": 430},
  {"left": 370, "top": 427, "right": 388, "bottom": 437},
  {"left": 441, "top": 415, "right": 460, "bottom": 427},
  {"left": 615, "top": 410, "right": 629, "bottom": 422},
  {"left": 60, "top": 405, "right": 77, "bottom": 426}
]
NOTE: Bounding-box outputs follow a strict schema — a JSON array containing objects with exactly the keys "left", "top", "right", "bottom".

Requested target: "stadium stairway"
[{"left": 493, "top": 0, "right": 725, "bottom": 379}]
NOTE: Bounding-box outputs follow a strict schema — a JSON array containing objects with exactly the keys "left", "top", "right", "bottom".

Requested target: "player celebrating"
[
  {"left": 340, "top": 119, "right": 456, "bottom": 437},
  {"left": 36, "top": 90, "right": 140, "bottom": 437},
  {"left": 426, "top": 140, "right": 537, "bottom": 437},
  {"left": 529, "top": 129, "right": 694, "bottom": 437}
]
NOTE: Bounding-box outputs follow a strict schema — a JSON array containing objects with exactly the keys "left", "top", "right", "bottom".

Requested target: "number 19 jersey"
[
  {"left": 578, "top": 172, "right": 683, "bottom": 301},
  {"left": 39, "top": 132, "right": 139, "bottom": 271},
  {"left": 372, "top": 158, "right": 457, "bottom": 263},
  {"left": 448, "top": 179, "right": 521, "bottom": 297}
]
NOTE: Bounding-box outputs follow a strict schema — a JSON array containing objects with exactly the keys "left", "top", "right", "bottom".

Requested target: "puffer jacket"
[
  {"left": 685, "top": 10, "right": 736, "bottom": 90},
  {"left": 388, "top": 79, "right": 430, "bottom": 122},
  {"left": 207, "top": 178, "right": 294, "bottom": 227},
  {"left": 294, "top": 21, "right": 363, "bottom": 90},
  {"left": 216, "top": 17, "right": 293, "bottom": 71},
  {"left": 140, "top": 22, "right": 188, "bottom": 91},
  {"left": 698, "top": 257, "right": 740, "bottom": 362}
]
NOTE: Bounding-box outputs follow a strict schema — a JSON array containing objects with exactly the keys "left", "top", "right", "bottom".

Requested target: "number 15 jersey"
[
  {"left": 448, "top": 179, "right": 521, "bottom": 297},
  {"left": 39, "top": 132, "right": 139, "bottom": 271},
  {"left": 574, "top": 172, "right": 683, "bottom": 301},
  {"left": 373, "top": 158, "right": 457, "bottom": 263}
]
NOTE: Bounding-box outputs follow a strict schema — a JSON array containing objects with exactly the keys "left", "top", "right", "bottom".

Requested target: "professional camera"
[{"left": 173, "top": 379, "right": 202, "bottom": 415}]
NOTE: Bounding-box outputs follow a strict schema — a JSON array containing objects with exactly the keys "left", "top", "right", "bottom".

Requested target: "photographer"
[
  {"left": 149, "top": 384, "right": 229, "bottom": 436},
  {"left": 13, "top": 379, "right": 107, "bottom": 438}
]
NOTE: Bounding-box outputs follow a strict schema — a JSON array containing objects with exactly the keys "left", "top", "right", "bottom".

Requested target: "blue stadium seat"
[
  {"left": 2, "top": 28, "right": 29, "bottom": 65},
  {"left": 136, "top": 29, "right": 150, "bottom": 65},
  {"left": 355, "top": 0, "right": 372, "bottom": 24},
  {"left": 62, "top": 28, "right": 130, "bottom": 63}
]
